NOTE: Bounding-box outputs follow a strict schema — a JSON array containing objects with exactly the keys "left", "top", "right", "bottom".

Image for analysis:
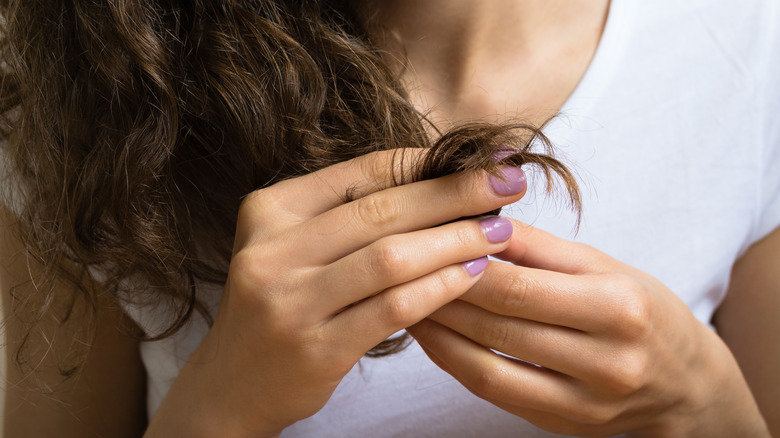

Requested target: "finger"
[
  {"left": 408, "top": 319, "right": 593, "bottom": 421},
  {"left": 234, "top": 150, "right": 419, "bottom": 241},
  {"left": 427, "top": 300, "right": 607, "bottom": 380},
  {"left": 328, "top": 258, "right": 488, "bottom": 355},
  {"left": 461, "top": 262, "right": 632, "bottom": 332},
  {"left": 250, "top": 149, "right": 423, "bottom": 221},
  {"left": 413, "top": 343, "right": 601, "bottom": 435},
  {"left": 481, "top": 399, "right": 616, "bottom": 437},
  {"left": 310, "top": 217, "right": 513, "bottom": 316},
  {"left": 495, "top": 220, "right": 618, "bottom": 275},
  {"left": 296, "top": 166, "right": 527, "bottom": 263}
]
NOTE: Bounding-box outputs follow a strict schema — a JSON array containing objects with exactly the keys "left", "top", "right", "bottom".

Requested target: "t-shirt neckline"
[{"left": 555, "top": 0, "right": 638, "bottom": 119}]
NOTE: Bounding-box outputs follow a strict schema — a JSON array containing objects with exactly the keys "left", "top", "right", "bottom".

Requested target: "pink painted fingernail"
[
  {"left": 490, "top": 167, "right": 527, "bottom": 196},
  {"left": 480, "top": 216, "right": 513, "bottom": 242},
  {"left": 492, "top": 148, "right": 516, "bottom": 162},
  {"left": 463, "top": 256, "right": 489, "bottom": 276}
]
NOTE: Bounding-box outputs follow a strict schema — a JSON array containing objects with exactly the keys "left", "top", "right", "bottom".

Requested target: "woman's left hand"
[{"left": 407, "top": 219, "right": 770, "bottom": 437}]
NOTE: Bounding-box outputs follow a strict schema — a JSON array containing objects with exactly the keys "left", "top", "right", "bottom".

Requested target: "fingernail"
[
  {"left": 480, "top": 216, "right": 513, "bottom": 242},
  {"left": 463, "top": 256, "right": 488, "bottom": 276},
  {"left": 490, "top": 167, "right": 527, "bottom": 196},
  {"left": 492, "top": 148, "right": 516, "bottom": 162}
]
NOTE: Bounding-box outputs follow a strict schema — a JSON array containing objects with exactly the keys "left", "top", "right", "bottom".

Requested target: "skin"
[
  {"left": 382, "top": 0, "right": 775, "bottom": 435},
  {"left": 368, "top": 0, "right": 611, "bottom": 126},
  {"left": 142, "top": 151, "right": 527, "bottom": 437},
  {"left": 713, "top": 228, "right": 780, "bottom": 434},
  {"left": 2, "top": 0, "right": 777, "bottom": 436},
  {"left": 407, "top": 223, "right": 774, "bottom": 436},
  {"left": 1, "top": 205, "right": 147, "bottom": 438}
]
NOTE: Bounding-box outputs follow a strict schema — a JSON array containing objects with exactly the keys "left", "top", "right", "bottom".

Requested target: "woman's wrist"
[
  {"left": 632, "top": 326, "right": 770, "bottom": 438},
  {"left": 144, "top": 382, "right": 285, "bottom": 438},
  {"left": 143, "top": 340, "right": 287, "bottom": 438}
]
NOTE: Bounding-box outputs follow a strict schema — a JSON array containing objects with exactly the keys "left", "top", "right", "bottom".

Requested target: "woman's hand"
[
  {"left": 408, "top": 220, "right": 771, "bottom": 437},
  {"left": 145, "top": 150, "right": 528, "bottom": 438}
]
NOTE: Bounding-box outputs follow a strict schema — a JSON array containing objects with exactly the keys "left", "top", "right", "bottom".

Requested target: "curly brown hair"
[{"left": 0, "top": 0, "right": 580, "bottom": 376}]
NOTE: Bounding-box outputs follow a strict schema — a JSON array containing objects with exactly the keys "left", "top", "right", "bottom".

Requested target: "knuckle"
[
  {"left": 453, "top": 224, "right": 479, "bottom": 250},
  {"left": 432, "top": 266, "right": 464, "bottom": 294},
  {"left": 367, "top": 238, "right": 408, "bottom": 279},
  {"left": 563, "top": 399, "right": 619, "bottom": 427},
  {"left": 361, "top": 150, "right": 392, "bottom": 181},
  {"left": 500, "top": 272, "right": 533, "bottom": 311},
  {"left": 470, "top": 363, "right": 510, "bottom": 399},
  {"left": 229, "top": 248, "right": 269, "bottom": 292},
  {"left": 482, "top": 319, "right": 515, "bottom": 349},
  {"left": 236, "top": 186, "right": 294, "bottom": 234},
  {"left": 381, "top": 292, "right": 416, "bottom": 327},
  {"left": 228, "top": 246, "right": 294, "bottom": 313},
  {"left": 452, "top": 171, "right": 481, "bottom": 201},
  {"left": 355, "top": 194, "right": 400, "bottom": 229},
  {"left": 579, "top": 406, "right": 618, "bottom": 427},
  {"left": 240, "top": 186, "right": 283, "bottom": 217},
  {"left": 602, "top": 274, "right": 652, "bottom": 338},
  {"left": 607, "top": 350, "right": 649, "bottom": 395},
  {"left": 620, "top": 300, "right": 652, "bottom": 341},
  {"left": 239, "top": 188, "right": 264, "bottom": 210}
]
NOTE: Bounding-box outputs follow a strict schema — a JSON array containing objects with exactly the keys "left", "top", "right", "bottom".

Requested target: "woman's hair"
[{"left": 0, "top": 0, "right": 579, "bottom": 376}]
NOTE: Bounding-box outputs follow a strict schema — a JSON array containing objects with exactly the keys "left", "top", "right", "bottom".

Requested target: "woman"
[{"left": 1, "top": 0, "right": 777, "bottom": 437}]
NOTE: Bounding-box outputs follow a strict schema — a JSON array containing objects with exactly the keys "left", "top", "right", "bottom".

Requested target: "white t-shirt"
[{"left": 125, "top": 1, "right": 780, "bottom": 436}]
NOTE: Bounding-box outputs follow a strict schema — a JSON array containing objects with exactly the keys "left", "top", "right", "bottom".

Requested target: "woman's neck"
[{"left": 360, "top": 0, "right": 610, "bottom": 126}]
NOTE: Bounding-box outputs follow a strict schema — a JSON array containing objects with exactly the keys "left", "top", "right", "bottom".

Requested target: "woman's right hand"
[{"left": 144, "top": 150, "right": 528, "bottom": 438}]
